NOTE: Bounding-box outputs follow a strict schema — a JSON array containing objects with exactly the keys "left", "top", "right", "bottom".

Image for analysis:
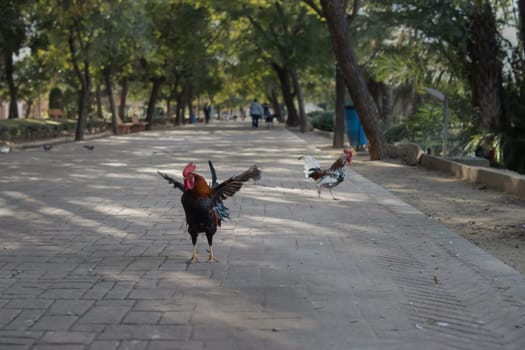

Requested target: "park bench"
[
  {"left": 116, "top": 115, "right": 134, "bottom": 134},
  {"left": 48, "top": 109, "right": 64, "bottom": 118},
  {"left": 130, "top": 115, "right": 149, "bottom": 132}
]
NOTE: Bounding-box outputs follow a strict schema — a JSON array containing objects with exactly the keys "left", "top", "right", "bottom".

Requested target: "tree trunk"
[
  {"left": 467, "top": 1, "right": 503, "bottom": 133},
  {"left": 95, "top": 84, "right": 103, "bottom": 120},
  {"left": 519, "top": 0, "right": 525, "bottom": 64},
  {"left": 104, "top": 67, "right": 118, "bottom": 135},
  {"left": 166, "top": 98, "right": 172, "bottom": 120},
  {"left": 333, "top": 66, "right": 345, "bottom": 148},
  {"left": 175, "top": 92, "right": 184, "bottom": 125},
  {"left": 4, "top": 50, "right": 19, "bottom": 119},
  {"left": 145, "top": 77, "right": 164, "bottom": 130},
  {"left": 186, "top": 83, "right": 194, "bottom": 123},
  {"left": 76, "top": 80, "right": 89, "bottom": 141},
  {"left": 118, "top": 78, "right": 128, "bottom": 119},
  {"left": 68, "top": 32, "right": 89, "bottom": 141},
  {"left": 24, "top": 99, "right": 33, "bottom": 119},
  {"left": 289, "top": 67, "right": 307, "bottom": 132},
  {"left": 318, "top": 0, "right": 388, "bottom": 160},
  {"left": 272, "top": 63, "right": 299, "bottom": 126},
  {"left": 269, "top": 89, "right": 282, "bottom": 121}
]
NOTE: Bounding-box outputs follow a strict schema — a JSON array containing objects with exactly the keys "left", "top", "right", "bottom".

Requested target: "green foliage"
[
  {"left": 384, "top": 124, "right": 410, "bottom": 143},
  {"left": 0, "top": 118, "right": 79, "bottom": 142},
  {"left": 48, "top": 87, "right": 63, "bottom": 109},
  {"left": 464, "top": 132, "right": 501, "bottom": 165},
  {"left": 401, "top": 103, "right": 462, "bottom": 154},
  {"left": 358, "top": 1, "right": 473, "bottom": 129},
  {"left": 407, "top": 104, "right": 444, "bottom": 139},
  {"left": 308, "top": 111, "right": 334, "bottom": 131},
  {"left": 502, "top": 135, "right": 525, "bottom": 174}
]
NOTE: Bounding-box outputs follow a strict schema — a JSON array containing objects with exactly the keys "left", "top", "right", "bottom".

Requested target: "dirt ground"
[{"left": 296, "top": 131, "right": 525, "bottom": 275}]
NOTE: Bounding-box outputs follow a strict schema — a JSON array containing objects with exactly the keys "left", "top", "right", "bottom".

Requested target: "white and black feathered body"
[{"left": 301, "top": 149, "right": 352, "bottom": 200}]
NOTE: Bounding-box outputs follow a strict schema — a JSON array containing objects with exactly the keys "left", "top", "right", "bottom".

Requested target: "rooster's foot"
[{"left": 207, "top": 246, "right": 218, "bottom": 262}]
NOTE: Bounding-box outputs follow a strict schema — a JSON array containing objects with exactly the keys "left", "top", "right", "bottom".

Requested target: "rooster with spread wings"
[{"left": 158, "top": 161, "right": 261, "bottom": 263}]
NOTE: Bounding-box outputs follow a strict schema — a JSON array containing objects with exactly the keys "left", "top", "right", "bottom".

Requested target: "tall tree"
[
  {"left": 519, "top": 0, "right": 525, "bottom": 61},
  {"left": 303, "top": 0, "right": 388, "bottom": 160},
  {"left": 333, "top": 65, "right": 345, "bottom": 148},
  {"left": 468, "top": 0, "right": 503, "bottom": 133},
  {"left": 233, "top": 1, "right": 328, "bottom": 131},
  {"left": 40, "top": 0, "right": 105, "bottom": 140},
  {"left": 95, "top": 0, "right": 148, "bottom": 134},
  {"left": 0, "top": 0, "right": 30, "bottom": 119}
]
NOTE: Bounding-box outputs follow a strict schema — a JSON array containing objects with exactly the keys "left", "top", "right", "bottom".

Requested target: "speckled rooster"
[{"left": 300, "top": 149, "right": 352, "bottom": 200}]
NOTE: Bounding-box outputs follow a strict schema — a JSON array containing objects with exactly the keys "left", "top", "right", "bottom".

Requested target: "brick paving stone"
[
  {"left": 82, "top": 281, "right": 115, "bottom": 300},
  {"left": 146, "top": 340, "right": 204, "bottom": 350},
  {"left": 32, "top": 345, "right": 85, "bottom": 350},
  {"left": 97, "top": 325, "right": 190, "bottom": 341},
  {"left": 115, "top": 340, "right": 148, "bottom": 350},
  {"left": 30, "top": 316, "right": 78, "bottom": 331},
  {"left": 0, "top": 309, "right": 22, "bottom": 327},
  {"left": 87, "top": 340, "right": 119, "bottom": 350},
  {"left": 0, "top": 122, "right": 524, "bottom": 349},
  {"left": 4, "top": 299, "right": 53, "bottom": 310},
  {"left": 79, "top": 306, "right": 131, "bottom": 324},
  {"left": 48, "top": 300, "right": 94, "bottom": 316},
  {"left": 0, "top": 332, "right": 36, "bottom": 349},
  {"left": 127, "top": 288, "right": 175, "bottom": 300},
  {"left": 40, "top": 331, "right": 96, "bottom": 344},
  {"left": 104, "top": 282, "right": 135, "bottom": 300},
  {"left": 122, "top": 311, "right": 162, "bottom": 325},
  {"left": 5, "top": 309, "right": 46, "bottom": 331}
]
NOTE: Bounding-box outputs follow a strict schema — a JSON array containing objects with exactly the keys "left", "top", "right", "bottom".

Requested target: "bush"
[
  {"left": 0, "top": 118, "right": 98, "bottom": 143},
  {"left": 385, "top": 124, "right": 410, "bottom": 143},
  {"left": 502, "top": 136, "right": 525, "bottom": 174},
  {"left": 308, "top": 111, "right": 334, "bottom": 132}
]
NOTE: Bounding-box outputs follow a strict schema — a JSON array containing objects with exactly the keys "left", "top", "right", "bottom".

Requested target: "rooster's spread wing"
[
  {"left": 157, "top": 171, "right": 184, "bottom": 192},
  {"left": 212, "top": 164, "right": 261, "bottom": 202}
]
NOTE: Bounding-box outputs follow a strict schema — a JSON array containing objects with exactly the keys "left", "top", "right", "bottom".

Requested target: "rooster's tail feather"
[{"left": 301, "top": 155, "right": 321, "bottom": 178}]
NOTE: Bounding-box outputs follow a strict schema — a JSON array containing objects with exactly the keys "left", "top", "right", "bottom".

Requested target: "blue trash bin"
[{"left": 344, "top": 104, "right": 367, "bottom": 148}]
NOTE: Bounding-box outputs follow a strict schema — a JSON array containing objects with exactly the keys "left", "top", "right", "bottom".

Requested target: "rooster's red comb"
[{"left": 182, "top": 162, "right": 196, "bottom": 177}]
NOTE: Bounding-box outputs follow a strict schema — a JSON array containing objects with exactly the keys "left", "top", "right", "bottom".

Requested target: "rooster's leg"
[
  {"left": 191, "top": 245, "right": 199, "bottom": 263},
  {"left": 207, "top": 245, "right": 218, "bottom": 262},
  {"left": 205, "top": 232, "right": 218, "bottom": 262},
  {"left": 329, "top": 188, "right": 339, "bottom": 200},
  {"left": 190, "top": 234, "right": 199, "bottom": 263},
  {"left": 317, "top": 185, "right": 321, "bottom": 197}
]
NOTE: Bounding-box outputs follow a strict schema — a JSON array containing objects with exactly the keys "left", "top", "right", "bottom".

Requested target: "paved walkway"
[{"left": 0, "top": 121, "right": 524, "bottom": 350}]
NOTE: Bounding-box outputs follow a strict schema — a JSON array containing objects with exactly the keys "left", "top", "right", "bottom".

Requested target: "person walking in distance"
[{"left": 249, "top": 99, "right": 263, "bottom": 128}]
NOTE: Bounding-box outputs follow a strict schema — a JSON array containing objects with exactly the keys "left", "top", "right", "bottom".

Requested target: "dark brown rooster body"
[{"left": 158, "top": 161, "right": 260, "bottom": 262}]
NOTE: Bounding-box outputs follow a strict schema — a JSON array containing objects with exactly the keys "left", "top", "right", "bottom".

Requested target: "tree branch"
[
  {"left": 346, "top": 0, "right": 361, "bottom": 24},
  {"left": 67, "top": 29, "right": 85, "bottom": 87},
  {"left": 301, "top": 0, "right": 324, "bottom": 18}
]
